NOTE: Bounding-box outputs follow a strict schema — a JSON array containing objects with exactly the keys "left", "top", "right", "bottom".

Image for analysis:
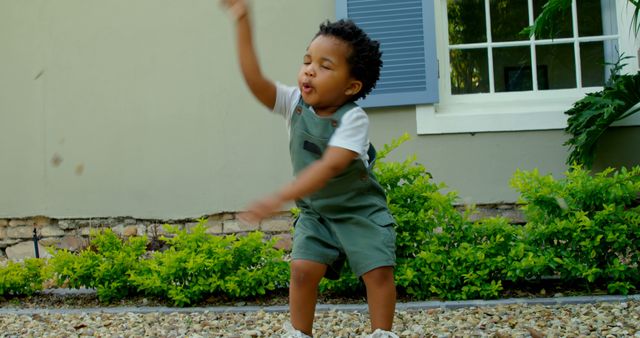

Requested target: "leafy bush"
[
  {"left": 321, "top": 135, "right": 640, "bottom": 300},
  {"left": 321, "top": 134, "right": 522, "bottom": 300},
  {"left": 0, "top": 258, "right": 45, "bottom": 297},
  {"left": 48, "top": 228, "right": 147, "bottom": 302},
  {"left": 46, "top": 219, "right": 289, "bottom": 306},
  {"left": 399, "top": 216, "right": 527, "bottom": 300},
  {"left": 130, "top": 218, "right": 289, "bottom": 306},
  {"left": 378, "top": 139, "right": 522, "bottom": 300},
  {"left": 511, "top": 165, "right": 640, "bottom": 294}
]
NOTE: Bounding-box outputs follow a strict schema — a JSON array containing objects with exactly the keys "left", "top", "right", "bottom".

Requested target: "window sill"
[{"left": 416, "top": 90, "right": 640, "bottom": 135}]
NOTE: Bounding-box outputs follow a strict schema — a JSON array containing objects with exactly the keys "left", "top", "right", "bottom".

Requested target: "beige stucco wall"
[
  {"left": 368, "top": 106, "right": 640, "bottom": 203},
  {"left": 1, "top": 0, "right": 638, "bottom": 219}
]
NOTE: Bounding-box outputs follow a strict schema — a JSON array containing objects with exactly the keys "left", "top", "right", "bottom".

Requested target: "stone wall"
[
  {"left": 0, "top": 212, "right": 294, "bottom": 261},
  {"left": 0, "top": 204, "right": 525, "bottom": 261}
]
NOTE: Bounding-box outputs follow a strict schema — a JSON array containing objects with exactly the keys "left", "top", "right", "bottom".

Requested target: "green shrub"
[
  {"left": 398, "top": 216, "right": 525, "bottom": 300},
  {"left": 0, "top": 258, "right": 45, "bottom": 297},
  {"left": 377, "top": 136, "right": 526, "bottom": 300},
  {"left": 48, "top": 228, "right": 147, "bottom": 302},
  {"left": 511, "top": 165, "right": 640, "bottom": 294},
  {"left": 320, "top": 137, "right": 640, "bottom": 299},
  {"left": 321, "top": 134, "right": 521, "bottom": 300},
  {"left": 130, "top": 218, "right": 289, "bottom": 306}
]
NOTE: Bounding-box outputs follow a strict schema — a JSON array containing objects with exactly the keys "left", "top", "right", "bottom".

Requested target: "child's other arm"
[
  {"left": 240, "top": 147, "right": 356, "bottom": 224},
  {"left": 222, "top": 0, "right": 277, "bottom": 110}
]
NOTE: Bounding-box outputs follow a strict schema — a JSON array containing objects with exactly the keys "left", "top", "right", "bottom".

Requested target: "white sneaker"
[
  {"left": 367, "top": 329, "right": 400, "bottom": 338},
  {"left": 282, "top": 321, "right": 312, "bottom": 338}
]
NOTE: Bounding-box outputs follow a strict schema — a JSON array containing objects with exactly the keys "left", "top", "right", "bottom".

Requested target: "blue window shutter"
[{"left": 336, "top": 0, "right": 439, "bottom": 107}]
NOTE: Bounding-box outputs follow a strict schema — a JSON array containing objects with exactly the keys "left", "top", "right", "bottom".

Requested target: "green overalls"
[{"left": 289, "top": 99, "right": 396, "bottom": 279}]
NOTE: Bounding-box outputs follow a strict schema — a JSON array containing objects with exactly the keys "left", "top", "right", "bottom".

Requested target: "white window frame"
[{"left": 417, "top": 0, "right": 640, "bottom": 135}]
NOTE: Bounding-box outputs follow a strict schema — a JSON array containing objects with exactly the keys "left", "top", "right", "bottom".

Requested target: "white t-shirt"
[{"left": 272, "top": 83, "right": 370, "bottom": 165}]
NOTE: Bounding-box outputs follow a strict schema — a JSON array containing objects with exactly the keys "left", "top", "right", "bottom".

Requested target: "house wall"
[
  {"left": 1, "top": 0, "right": 638, "bottom": 219},
  {"left": 368, "top": 107, "right": 640, "bottom": 202}
]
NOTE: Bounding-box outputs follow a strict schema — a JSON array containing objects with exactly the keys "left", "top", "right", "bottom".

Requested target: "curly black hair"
[{"left": 315, "top": 19, "right": 383, "bottom": 101}]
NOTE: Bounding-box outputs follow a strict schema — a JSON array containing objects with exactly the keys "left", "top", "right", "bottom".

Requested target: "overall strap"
[
  {"left": 291, "top": 99, "right": 359, "bottom": 130},
  {"left": 367, "top": 143, "right": 377, "bottom": 167}
]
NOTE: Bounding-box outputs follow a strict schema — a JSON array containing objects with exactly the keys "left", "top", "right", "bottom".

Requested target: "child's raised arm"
[{"left": 221, "top": 0, "right": 276, "bottom": 110}]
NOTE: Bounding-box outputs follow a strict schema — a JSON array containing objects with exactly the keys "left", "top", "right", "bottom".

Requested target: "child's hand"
[
  {"left": 238, "top": 193, "right": 285, "bottom": 226},
  {"left": 220, "top": 0, "right": 248, "bottom": 21}
]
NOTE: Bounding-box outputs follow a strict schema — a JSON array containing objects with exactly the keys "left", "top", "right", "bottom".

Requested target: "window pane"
[
  {"left": 581, "top": 41, "right": 610, "bottom": 87},
  {"left": 490, "top": 0, "right": 529, "bottom": 42},
  {"left": 536, "top": 44, "right": 576, "bottom": 90},
  {"left": 494, "top": 47, "right": 532, "bottom": 92},
  {"left": 450, "top": 49, "right": 490, "bottom": 94},
  {"left": 533, "top": 0, "right": 573, "bottom": 39},
  {"left": 448, "top": 0, "right": 486, "bottom": 44},
  {"left": 577, "top": 0, "right": 604, "bottom": 36}
]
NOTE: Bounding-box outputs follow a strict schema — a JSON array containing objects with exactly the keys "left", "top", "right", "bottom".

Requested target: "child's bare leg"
[
  {"left": 289, "top": 259, "right": 327, "bottom": 336},
  {"left": 361, "top": 266, "right": 396, "bottom": 331}
]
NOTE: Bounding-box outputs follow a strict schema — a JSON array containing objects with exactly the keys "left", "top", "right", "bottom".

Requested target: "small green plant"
[
  {"left": 48, "top": 228, "right": 147, "bottom": 302},
  {"left": 0, "top": 258, "right": 45, "bottom": 297},
  {"left": 131, "top": 218, "right": 289, "bottom": 306}
]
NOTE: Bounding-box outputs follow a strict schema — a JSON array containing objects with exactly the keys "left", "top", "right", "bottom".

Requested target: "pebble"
[{"left": 0, "top": 302, "right": 638, "bottom": 337}]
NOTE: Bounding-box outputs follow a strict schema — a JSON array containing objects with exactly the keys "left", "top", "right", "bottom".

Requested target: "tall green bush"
[
  {"left": 322, "top": 136, "right": 640, "bottom": 300},
  {"left": 378, "top": 143, "right": 522, "bottom": 300},
  {"left": 511, "top": 165, "right": 640, "bottom": 293},
  {"left": 322, "top": 134, "right": 522, "bottom": 300}
]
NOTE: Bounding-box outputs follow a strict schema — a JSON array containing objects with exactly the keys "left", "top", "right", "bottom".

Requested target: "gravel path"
[{"left": 1, "top": 296, "right": 639, "bottom": 337}]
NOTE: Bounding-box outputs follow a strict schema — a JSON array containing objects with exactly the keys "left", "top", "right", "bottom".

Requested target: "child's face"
[{"left": 297, "top": 35, "right": 362, "bottom": 115}]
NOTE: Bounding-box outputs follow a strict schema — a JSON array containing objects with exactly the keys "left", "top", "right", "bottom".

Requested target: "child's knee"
[
  {"left": 290, "top": 260, "right": 326, "bottom": 285},
  {"left": 362, "top": 266, "right": 395, "bottom": 287}
]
